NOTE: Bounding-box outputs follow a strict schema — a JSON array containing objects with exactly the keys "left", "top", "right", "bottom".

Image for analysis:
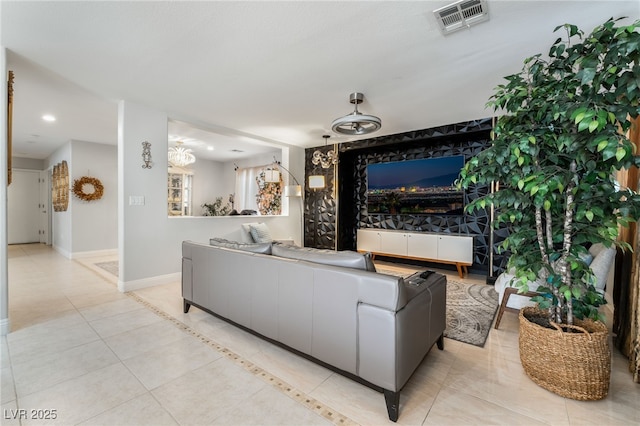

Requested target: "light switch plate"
[{"left": 129, "top": 195, "right": 145, "bottom": 206}]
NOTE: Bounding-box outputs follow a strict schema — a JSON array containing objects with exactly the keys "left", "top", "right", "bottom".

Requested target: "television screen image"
[{"left": 366, "top": 155, "right": 465, "bottom": 215}]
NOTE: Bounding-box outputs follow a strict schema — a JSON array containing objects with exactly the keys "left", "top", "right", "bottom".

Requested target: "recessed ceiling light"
[
  {"left": 42, "top": 114, "right": 56, "bottom": 122},
  {"left": 207, "top": 146, "right": 214, "bottom": 151}
]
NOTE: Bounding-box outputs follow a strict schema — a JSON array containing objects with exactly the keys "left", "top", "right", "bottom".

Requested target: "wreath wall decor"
[{"left": 73, "top": 176, "right": 104, "bottom": 202}]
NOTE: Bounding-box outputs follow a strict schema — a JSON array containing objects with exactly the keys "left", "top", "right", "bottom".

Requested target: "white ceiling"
[{"left": 2, "top": 1, "right": 639, "bottom": 161}]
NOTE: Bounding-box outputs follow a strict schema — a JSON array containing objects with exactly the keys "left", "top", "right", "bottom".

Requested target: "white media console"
[{"left": 356, "top": 228, "right": 473, "bottom": 278}]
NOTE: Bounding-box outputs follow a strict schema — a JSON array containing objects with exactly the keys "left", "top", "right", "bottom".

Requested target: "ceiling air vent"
[{"left": 434, "top": 0, "right": 489, "bottom": 35}]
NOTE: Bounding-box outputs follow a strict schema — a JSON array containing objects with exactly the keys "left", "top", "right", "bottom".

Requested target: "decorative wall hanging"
[
  {"left": 142, "top": 141, "right": 153, "bottom": 169},
  {"left": 52, "top": 160, "right": 69, "bottom": 212},
  {"left": 72, "top": 175, "right": 104, "bottom": 202}
]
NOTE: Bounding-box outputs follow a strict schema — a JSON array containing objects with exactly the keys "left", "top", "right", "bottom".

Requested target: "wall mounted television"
[{"left": 366, "top": 155, "right": 465, "bottom": 215}]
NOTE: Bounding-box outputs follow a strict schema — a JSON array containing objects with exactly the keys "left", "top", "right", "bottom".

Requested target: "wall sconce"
[{"left": 308, "top": 175, "right": 326, "bottom": 189}]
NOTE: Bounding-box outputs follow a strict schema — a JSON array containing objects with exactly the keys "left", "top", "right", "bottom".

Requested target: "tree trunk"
[{"left": 559, "top": 161, "right": 578, "bottom": 325}]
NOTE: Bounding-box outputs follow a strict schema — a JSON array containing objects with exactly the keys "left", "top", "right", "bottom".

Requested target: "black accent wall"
[{"left": 304, "top": 118, "right": 509, "bottom": 276}]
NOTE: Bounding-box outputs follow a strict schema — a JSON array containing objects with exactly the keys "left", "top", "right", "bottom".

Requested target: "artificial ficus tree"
[{"left": 459, "top": 18, "right": 640, "bottom": 325}]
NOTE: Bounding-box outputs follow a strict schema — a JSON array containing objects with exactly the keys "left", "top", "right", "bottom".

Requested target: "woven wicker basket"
[{"left": 518, "top": 307, "right": 611, "bottom": 400}]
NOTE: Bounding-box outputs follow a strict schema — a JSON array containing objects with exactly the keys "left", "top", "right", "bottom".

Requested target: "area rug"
[
  {"left": 377, "top": 266, "right": 498, "bottom": 347},
  {"left": 94, "top": 261, "right": 118, "bottom": 277},
  {"left": 444, "top": 280, "right": 498, "bottom": 347}
]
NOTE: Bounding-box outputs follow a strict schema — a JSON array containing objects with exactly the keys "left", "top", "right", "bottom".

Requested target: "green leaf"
[
  {"left": 597, "top": 139, "right": 609, "bottom": 152},
  {"left": 581, "top": 68, "right": 597, "bottom": 85},
  {"left": 578, "top": 120, "right": 590, "bottom": 132},
  {"left": 544, "top": 200, "right": 551, "bottom": 211},
  {"left": 603, "top": 146, "right": 617, "bottom": 160},
  {"left": 518, "top": 180, "right": 524, "bottom": 190},
  {"left": 585, "top": 210, "right": 594, "bottom": 221},
  {"left": 518, "top": 156, "right": 525, "bottom": 166},
  {"left": 615, "top": 147, "right": 626, "bottom": 161},
  {"left": 588, "top": 120, "right": 599, "bottom": 133},
  {"left": 572, "top": 287, "right": 582, "bottom": 299}
]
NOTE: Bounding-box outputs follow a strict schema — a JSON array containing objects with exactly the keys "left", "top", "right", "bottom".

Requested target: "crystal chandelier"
[
  {"left": 312, "top": 135, "right": 338, "bottom": 169},
  {"left": 168, "top": 141, "right": 196, "bottom": 167}
]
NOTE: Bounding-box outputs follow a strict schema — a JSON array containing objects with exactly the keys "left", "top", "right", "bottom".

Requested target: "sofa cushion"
[
  {"left": 209, "top": 237, "right": 272, "bottom": 254},
  {"left": 249, "top": 223, "right": 273, "bottom": 243},
  {"left": 271, "top": 244, "right": 376, "bottom": 272}
]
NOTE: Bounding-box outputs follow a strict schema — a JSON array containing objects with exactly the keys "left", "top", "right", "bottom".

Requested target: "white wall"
[
  {"left": 12, "top": 157, "right": 44, "bottom": 170},
  {"left": 44, "top": 140, "right": 118, "bottom": 257},
  {"left": 118, "top": 100, "right": 304, "bottom": 291},
  {"left": 1, "top": 47, "right": 9, "bottom": 335},
  {"left": 70, "top": 141, "right": 117, "bottom": 254},
  {"left": 190, "top": 158, "right": 227, "bottom": 216},
  {"left": 46, "top": 143, "right": 72, "bottom": 258}
]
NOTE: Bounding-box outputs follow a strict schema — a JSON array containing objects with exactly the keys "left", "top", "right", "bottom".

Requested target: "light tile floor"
[{"left": 2, "top": 244, "right": 639, "bottom": 425}]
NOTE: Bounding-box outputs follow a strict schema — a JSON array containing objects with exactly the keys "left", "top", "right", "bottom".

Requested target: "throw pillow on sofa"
[
  {"left": 209, "top": 237, "right": 272, "bottom": 255},
  {"left": 241, "top": 222, "right": 273, "bottom": 243},
  {"left": 249, "top": 223, "right": 273, "bottom": 243},
  {"left": 271, "top": 244, "right": 376, "bottom": 272}
]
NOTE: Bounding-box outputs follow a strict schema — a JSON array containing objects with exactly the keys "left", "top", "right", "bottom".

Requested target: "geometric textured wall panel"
[{"left": 305, "top": 118, "right": 503, "bottom": 278}]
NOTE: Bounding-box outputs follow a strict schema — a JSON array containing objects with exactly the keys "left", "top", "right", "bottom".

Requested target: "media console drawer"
[{"left": 357, "top": 229, "right": 473, "bottom": 278}]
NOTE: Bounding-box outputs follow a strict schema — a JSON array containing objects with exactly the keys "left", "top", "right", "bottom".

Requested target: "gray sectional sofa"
[{"left": 181, "top": 240, "right": 447, "bottom": 421}]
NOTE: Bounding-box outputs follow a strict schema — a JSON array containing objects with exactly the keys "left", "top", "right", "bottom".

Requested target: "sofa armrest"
[
  {"left": 356, "top": 272, "right": 407, "bottom": 312},
  {"left": 357, "top": 274, "right": 446, "bottom": 391}
]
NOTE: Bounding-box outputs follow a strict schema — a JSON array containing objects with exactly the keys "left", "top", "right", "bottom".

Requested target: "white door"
[{"left": 8, "top": 169, "right": 41, "bottom": 244}]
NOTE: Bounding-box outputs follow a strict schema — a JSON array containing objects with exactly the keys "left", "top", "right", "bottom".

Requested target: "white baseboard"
[
  {"left": 118, "top": 272, "right": 181, "bottom": 293},
  {"left": 53, "top": 245, "right": 71, "bottom": 259},
  {"left": 0, "top": 317, "right": 10, "bottom": 336},
  {"left": 72, "top": 249, "right": 118, "bottom": 259}
]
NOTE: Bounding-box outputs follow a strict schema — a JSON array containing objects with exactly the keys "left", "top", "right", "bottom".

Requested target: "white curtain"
[{"left": 234, "top": 165, "right": 264, "bottom": 213}]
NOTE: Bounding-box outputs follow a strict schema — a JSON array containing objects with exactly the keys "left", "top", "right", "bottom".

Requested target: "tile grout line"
[{"left": 126, "top": 291, "right": 358, "bottom": 426}]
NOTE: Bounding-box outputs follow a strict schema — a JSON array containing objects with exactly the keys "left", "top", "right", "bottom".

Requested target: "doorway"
[{"left": 7, "top": 169, "right": 42, "bottom": 244}]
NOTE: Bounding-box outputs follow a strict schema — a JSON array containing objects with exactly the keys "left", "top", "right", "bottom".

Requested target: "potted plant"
[
  {"left": 202, "top": 197, "right": 232, "bottom": 216},
  {"left": 458, "top": 17, "right": 640, "bottom": 399}
]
